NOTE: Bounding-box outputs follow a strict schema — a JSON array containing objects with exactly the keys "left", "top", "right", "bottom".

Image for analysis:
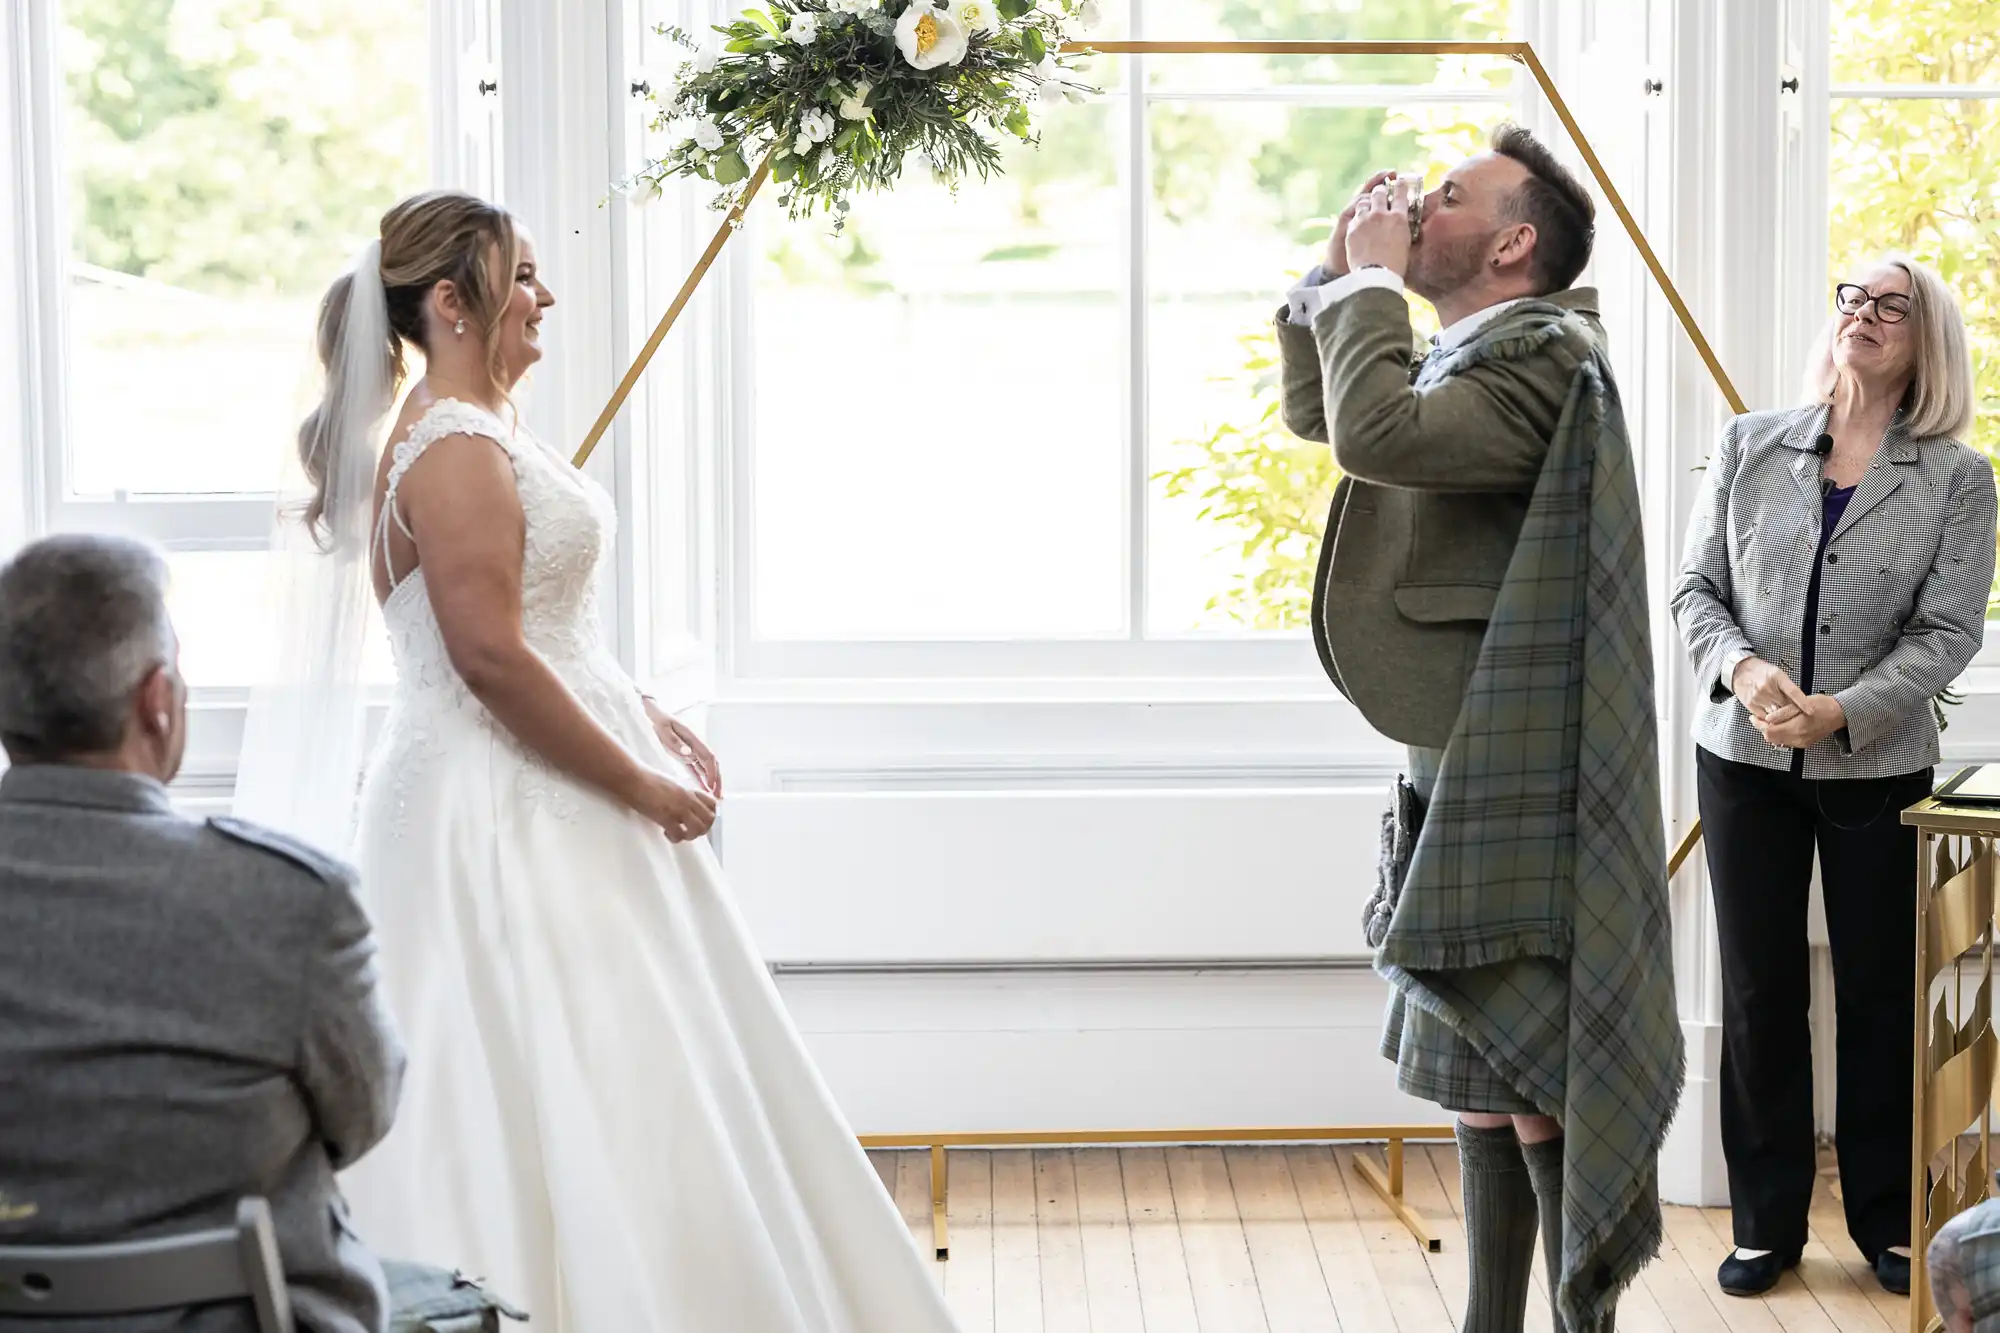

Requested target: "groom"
[{"left": 1278, "top": 124, "right": 1678, "bottom": 1333}]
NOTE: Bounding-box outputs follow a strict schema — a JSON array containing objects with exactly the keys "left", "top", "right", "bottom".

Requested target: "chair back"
[{"left": 0, "top": 1197, "right": 293, "bottom": 1333}]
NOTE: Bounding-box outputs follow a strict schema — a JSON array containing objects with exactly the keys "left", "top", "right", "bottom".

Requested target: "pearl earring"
[{"left": 454, "top": 318, "right": 466, "bottom": 335}]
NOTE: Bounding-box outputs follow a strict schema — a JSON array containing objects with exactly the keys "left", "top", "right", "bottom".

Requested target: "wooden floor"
[{"left": 868, "top": 1145, "right": 1910, "bottom": 1333}]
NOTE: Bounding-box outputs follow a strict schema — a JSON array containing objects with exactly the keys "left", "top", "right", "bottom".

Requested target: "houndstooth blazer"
[{"left": 1672, "top": 404, "right": 1997, "bottom": 780}]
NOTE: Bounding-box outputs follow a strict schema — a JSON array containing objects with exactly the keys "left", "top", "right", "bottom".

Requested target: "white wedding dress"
[{"left": 340, "top": 397, "right": 958, "bottom": 1332}]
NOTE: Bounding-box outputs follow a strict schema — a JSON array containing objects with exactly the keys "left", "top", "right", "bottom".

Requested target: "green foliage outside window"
[
  {"left": 1171, "top": 0, "right": 2000, "bottom": 631},
  {"left": 61, "top": 0, "right": 424, "bottom": 296}
]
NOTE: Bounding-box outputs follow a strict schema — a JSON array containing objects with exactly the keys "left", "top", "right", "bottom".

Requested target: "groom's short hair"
[
  {"left": 0, "top": 534, "right": 175, "bottom": 761},
  {"left": 1490, "top": 123, "right": 1597, "bottom": 294}
]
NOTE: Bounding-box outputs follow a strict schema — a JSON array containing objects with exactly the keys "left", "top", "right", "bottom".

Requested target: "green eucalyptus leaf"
[{"left": 714, "top": 148, "right": 749, "bottom": 183}]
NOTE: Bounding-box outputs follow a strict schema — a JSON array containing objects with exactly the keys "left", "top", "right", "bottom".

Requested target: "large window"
[
  {"left": 41, "top": 0, "right": 435, "bottom": 685},
  {"left": 1826, "top": 0, "right": 2000, "bottom": 611},
  {"left": 735, "top": 0, "right": 1518, "bottom": 670}
]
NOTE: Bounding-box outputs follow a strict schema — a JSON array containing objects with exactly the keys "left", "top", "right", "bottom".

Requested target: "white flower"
[
  {"left": 692, "top": 117, "right": 725, "bottom": 152},
  {"left": 667, "top": 119, "right": 698, "bottom": 145},
  {"left": 1077, "top": 0, "right": 1102, "bottom": 26},
  {"left": 793, "top": 132, "right": 813, "bottom": 154},
  {"left": 838, "top": 80, "right": 874, "bottom": 120},
  {"left": 832, "top": 0, "right": 877, "bottom": 13},
  {"left": 799, "top": 107, "right": 836, "bottom": 144},
  {"left": 815, "top": 146, "right": 842, "bottom": 175},
  {"left": 1064, "top": 87, "right": 1086, "bottom": 103},
  {"left": 1035, "top": 57, "right": 1069, "bottom": 102},
  {"left": 788, "top": 11, "right": 820, "bottom": 42},
  {"left": 694, "top": 45, "right": 720, "bottom": 73},
  {"left": 948, "top": 0, "right": 1000, "bottom": 35},
  {"left": 895, "top": 2, "right": 969, "bottom": 69}
]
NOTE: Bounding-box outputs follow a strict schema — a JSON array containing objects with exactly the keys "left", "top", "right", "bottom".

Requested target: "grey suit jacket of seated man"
[{"left": 0, "top": 764, "right": 406, "bottom": 1333}]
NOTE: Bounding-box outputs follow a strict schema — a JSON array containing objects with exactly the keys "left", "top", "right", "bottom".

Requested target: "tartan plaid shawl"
[{"left": 1374, "top": 307, "right": 1683, "bottom": 1333}]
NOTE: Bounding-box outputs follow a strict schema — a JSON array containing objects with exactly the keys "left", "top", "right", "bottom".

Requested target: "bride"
[{"left": 233, "top": 189, "right": 960, "bottom": 1331}]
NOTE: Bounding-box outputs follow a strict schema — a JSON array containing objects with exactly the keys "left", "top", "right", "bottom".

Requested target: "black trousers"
[{"left": 1696, "top": 747, "right": 1931, "bottom": 1261}]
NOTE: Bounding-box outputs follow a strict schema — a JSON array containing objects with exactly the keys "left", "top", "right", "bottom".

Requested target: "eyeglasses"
[{"left": 1834, "top": 283, "right": 1912, "bottom": 324}]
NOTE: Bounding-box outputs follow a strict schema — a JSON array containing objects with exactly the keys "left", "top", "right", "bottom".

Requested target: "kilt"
[{"left": 1379, "top": 745, "right": 1541, "bottom": 1117}]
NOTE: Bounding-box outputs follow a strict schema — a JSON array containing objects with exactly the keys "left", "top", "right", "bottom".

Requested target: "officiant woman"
[{"left": 1671, "top": 253, "right": 1994, "bottom": 1301}]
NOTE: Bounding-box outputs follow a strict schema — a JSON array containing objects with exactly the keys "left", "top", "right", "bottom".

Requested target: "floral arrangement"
[{"left": 633, "top": 0, "right": 1098, "bottom": 228}]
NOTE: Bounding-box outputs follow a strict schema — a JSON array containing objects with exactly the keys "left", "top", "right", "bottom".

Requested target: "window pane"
[
  {"left": 1140, "top": 0, "right": 1513, "bottom": 90},
  {"left": 1827, "top": 95, "right": 2000, "bottom": 613},
  {"left": 59, "top": 0, "right": 429, "bottom": 497},
  {"left": 166, "top": 552, "right": 394, "bottom": 687},
  {"left": 1830, "top": 0, "right": 1998, "bottom": 85},
  {"left": 750, "top": 105, "right": 1128, "bottom": 639},
  {"left": 1148, "top": 100, "right": 1505, "bottom": 634}
]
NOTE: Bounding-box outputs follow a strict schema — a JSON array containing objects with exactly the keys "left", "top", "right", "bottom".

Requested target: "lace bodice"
[{"left": 377, "top": 398, "right": 619, "bottom": 703}]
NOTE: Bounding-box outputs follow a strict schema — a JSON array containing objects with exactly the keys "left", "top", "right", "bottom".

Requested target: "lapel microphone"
[{"left": 1814, "top": 433, "right": 1834, "bottom": 456}]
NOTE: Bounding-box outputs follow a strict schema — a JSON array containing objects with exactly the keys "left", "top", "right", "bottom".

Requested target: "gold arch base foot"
[{"left": 861, "top": 1125, "right": 1455, "bottom": 1258}]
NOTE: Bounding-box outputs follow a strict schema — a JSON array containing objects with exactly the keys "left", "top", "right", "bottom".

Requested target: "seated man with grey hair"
[
  {"left": 1932, "top": 1202, "right": 2000, "bottom": 1333},
  {"left": 0, "top": 533, "right": 406, "bottom": 1333}
]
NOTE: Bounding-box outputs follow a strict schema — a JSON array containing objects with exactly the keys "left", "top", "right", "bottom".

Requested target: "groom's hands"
[
  {"left": 1324, "top": 169, "right": 1396, "bottom": 278},
  {"left": 1344, "top": 176, "right": 1416, "bottom": 278}
]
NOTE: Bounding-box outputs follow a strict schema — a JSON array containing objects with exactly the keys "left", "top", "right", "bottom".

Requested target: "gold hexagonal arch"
[{"left": 577, "top": 41, "right": 1740, "bottom": 1259}]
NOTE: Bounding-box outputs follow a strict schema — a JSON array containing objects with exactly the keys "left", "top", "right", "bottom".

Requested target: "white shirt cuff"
[
  {"left": 1285, "top": 266, "right": 1406, "bottom": 327},
  {"left": 1718, "top": 645, "right": 1755, "bottom": 695}
]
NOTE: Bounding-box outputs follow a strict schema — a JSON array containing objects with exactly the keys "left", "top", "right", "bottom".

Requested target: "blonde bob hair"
[{"left": 1803, "top": 252, "right": 1975, "bottom": 441}]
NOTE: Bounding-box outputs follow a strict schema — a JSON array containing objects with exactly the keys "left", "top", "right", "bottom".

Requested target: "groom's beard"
[{"left": 1406, "top": 230, "right": 1493, "bottom": 306}]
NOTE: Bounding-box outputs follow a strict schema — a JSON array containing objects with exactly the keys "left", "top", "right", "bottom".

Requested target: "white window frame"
[
  {"left": 704, "top": 0, "right": 1536, "bottom": 688},
  {"left": 7, "top": 0, "right": 505, "bottom": 638},
  {"left": 0, "top": 0, "right": 523, "bottom": 787},
  {"left": 14, "top": 0, "right": 504, "bottom": 556},
  {"left": 1786, "top": 0, "right": 2000, "bottom": 677}
]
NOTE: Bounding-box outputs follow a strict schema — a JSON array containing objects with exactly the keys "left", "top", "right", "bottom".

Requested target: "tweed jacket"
[
  {"left": 1672, "top": 405, "right": 1997, "bottom": 779},
  {"left": 1278, "top": 285, "right": 1607, "bottom": 748},
  {"left": 0, "top": 765, "right": 405, "bottom": 1333}
]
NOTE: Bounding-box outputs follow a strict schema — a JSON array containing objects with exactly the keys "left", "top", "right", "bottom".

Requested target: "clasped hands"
[
  {"left": 1731, "top": 656, "right": 1846, "bottom": 750},
  {"left": 1324, "top": 169, "right": 1418, "bottom": 280}
]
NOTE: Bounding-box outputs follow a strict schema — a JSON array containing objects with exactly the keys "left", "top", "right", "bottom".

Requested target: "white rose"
[
  {"left": 800, "top": 107, "right": 836, "bottom": 143},
  {"left": 894, "top": 2, "right": 969, "bottom": 69},
  {"left": 694, "top": 46, "right": 720, "bottom": 73},
  {"left": 1078, "top": 0, "right": 1102, "bottom": 26},
  {"left": 693, "top": 118, "right": 725, "bottom": 151},
  {"left": 793, "top": 132, "right": 813, "bottom": 155},
  {"left": 949, "top": 0, "right": 1000, "bottom": 35},
  {"left": 788, "top": 11, "right": 820, "bottom": 42},
  {"left": 838, "top": 81, "right": 874, "bottom": 120}
]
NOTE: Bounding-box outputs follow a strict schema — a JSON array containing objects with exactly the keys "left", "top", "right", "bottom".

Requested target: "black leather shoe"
[
  {"left": 1718, "top": 1249, "right": 1800, "bottom": 1296},
  {"left": 1875, "top": 1250, "right": 1911, "bottom": 1295}
]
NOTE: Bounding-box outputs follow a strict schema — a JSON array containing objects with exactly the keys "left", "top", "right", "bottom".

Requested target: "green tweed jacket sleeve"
[{"left": 1279, "top": 287, "right": 1592, "bottom": 493}]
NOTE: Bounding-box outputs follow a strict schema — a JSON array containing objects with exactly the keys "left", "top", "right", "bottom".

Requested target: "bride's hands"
[
  {"left": 628, "top": 769, "right": 718, "bottom": 843},
  {"left": 643, "top": 698, "right": 721, "bottom": 798}
]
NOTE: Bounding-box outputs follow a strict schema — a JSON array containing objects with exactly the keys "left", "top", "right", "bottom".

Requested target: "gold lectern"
[{"left": 1906, "top": 787, "right": 2000, "bottom": 1332}]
